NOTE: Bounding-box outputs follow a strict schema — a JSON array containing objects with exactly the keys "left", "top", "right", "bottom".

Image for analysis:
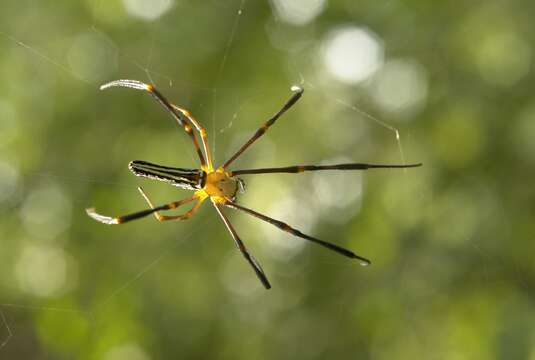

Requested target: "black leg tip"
[{"left": 352, "top": 254, "right": 371, "bottom": 267}]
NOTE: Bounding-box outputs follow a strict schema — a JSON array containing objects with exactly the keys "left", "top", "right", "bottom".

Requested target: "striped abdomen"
[{"left": 128, "top": 160, "right": 205, "bottom": 190}]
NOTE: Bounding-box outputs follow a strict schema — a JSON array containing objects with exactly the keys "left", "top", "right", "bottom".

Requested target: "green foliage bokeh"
[{"left": 1, "top": 0, "right": 534, "bottom": 359}]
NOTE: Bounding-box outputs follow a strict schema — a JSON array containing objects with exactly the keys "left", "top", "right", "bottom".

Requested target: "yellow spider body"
[{"left": 196, "top": 169, "right": 242, "bottom": 204}]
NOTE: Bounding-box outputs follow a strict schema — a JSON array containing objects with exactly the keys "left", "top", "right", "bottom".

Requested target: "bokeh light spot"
[
  {"left": 312, "top": 157, "right": 362, "bottom": 224},
  {"left": 19, "top": 183, "right": 72, "bottom": 240},
  {"left": 15, "top": 245, "right": 69, "bottom": 297},
  {"left": 458, "top": 5, "right": 532, "bottom": 88},
  {"left": 122, "top": 0, "right": 174, "bottom": 21},
  {"left": 370, "top": 59, "right": 429, "bottom": 117},
  {"left": 270, "top": 0, "right": 327, "bottom": 26},
  {"left": 474, "top": 32, "right": 531, "bottom": 87},
  {"left": 322, "top": 26, "right": 384, "bottom": 85},
  {"left": 67, "top": 31, "right": 118, "bottom": 82},
  {"left": 264, "top": 197, "right": 309, "bottom": 260}
]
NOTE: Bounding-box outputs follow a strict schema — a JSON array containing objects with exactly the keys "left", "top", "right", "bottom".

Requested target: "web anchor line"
[{"left": 0, "top": 310, "right": 12, "bottom": 349}]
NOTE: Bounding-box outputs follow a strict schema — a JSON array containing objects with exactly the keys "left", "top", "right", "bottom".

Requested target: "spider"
[{"left": 86, "top": 79, "right": 421, "bottom": 289}]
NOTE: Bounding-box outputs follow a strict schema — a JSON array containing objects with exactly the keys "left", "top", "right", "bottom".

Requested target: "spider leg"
[
  {"left": 229, "top": 162, "right": 422, "bottom": 176},
  {"left": 171, "top": 104, "right": 214, "bottom": 171},
  {"left": 213, "top": 202, "right": 271, "bottom": 289},
  {"left": 138, "top": 187, "right": 205, "bottom": 221},
  {"left": 221, "top": 86, "right": 303, "bottom": 169},
  {"left": 223, "top": 199, "right": 371, "bottom": 266},
  {"left": 86, "top": 195, "right": 198, "bottom": 225},
  {"left": 100, "top": 79, "right": 208, "bottom": 170}
]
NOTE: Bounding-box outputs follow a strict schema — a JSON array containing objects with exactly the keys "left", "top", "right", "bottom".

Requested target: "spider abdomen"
[{"left": 128, "top": 160, "right": 204, "bottom": 190}]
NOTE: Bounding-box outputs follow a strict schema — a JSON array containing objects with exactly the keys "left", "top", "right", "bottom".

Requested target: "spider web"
[{"left": 0, "top": 0, "right": 507, "bottom": 358}]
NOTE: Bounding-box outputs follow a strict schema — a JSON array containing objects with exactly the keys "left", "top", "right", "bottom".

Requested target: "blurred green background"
[{"left": 1, "top": 0, "right": 534, "bottom": 359}]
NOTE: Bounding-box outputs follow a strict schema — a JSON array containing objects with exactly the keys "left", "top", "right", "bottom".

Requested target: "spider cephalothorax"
[
  {"left": 87, "top": 79, "right": 421, "bottom": 289},
  {"left": 197, "top": 169, "right": 245, "bottom": 202}
]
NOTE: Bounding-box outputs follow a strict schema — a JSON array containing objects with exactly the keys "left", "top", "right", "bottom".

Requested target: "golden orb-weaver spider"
[{"left": 86, "top": 79, "right": 421, "bottom": 289}]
